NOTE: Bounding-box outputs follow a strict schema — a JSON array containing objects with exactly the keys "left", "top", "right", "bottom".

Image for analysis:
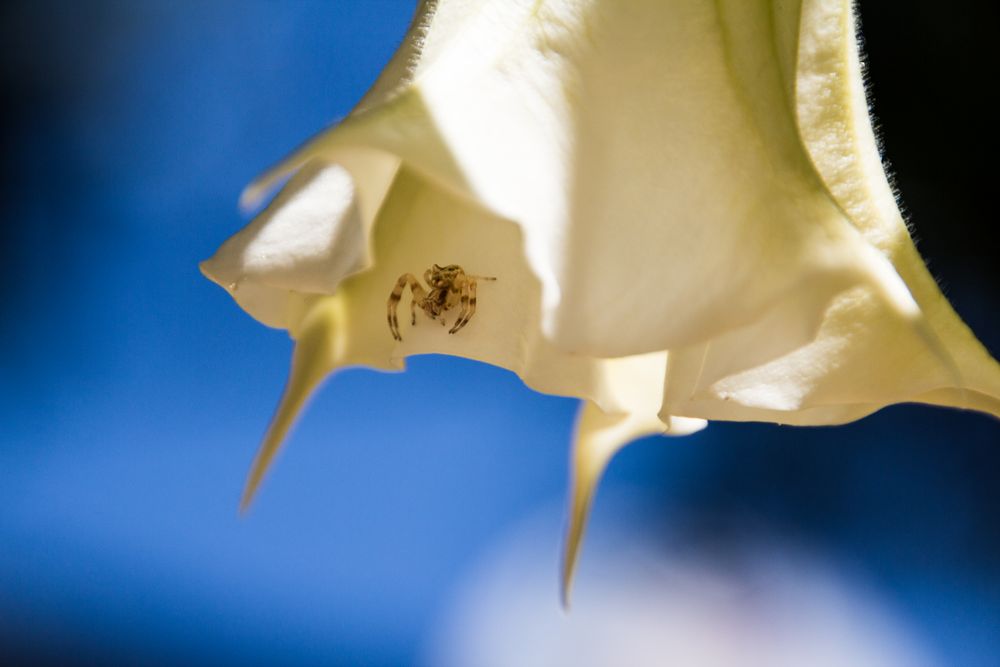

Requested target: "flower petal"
[
  {"left": 203, "top": 0, "right": 999, "bottom": 596},
  {"left": 227, "top": 165, "right": 701, "bottom": 507},
  {"left": 240, "top": 295, "right": 343, "bottom": 509},
  {"left": 657, "top": 0, "right": 1000, "bottom": 423},
  {"left": 796, "top": 0, "right": 1000, "bottom": 415},
  {"left": 562, "top": 400, "right": 704, "bottom": 606}
]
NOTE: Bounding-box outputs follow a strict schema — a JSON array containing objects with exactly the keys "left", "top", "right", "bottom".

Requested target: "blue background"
[{"left": 1, "top": 1, "right": 997, "bottom": 665}]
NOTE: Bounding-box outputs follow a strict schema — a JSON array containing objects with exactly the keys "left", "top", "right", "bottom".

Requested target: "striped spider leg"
[
  {"left": 387, "top": 273, "right": 426, "bottom": 341},
  {"left": 449, "top": 273, "right": 496, "bottom": 335}
]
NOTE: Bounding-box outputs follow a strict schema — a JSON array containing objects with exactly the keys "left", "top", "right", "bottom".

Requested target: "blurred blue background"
[{"left": 0, "top": 1, "right": 997, "bottom": 665}]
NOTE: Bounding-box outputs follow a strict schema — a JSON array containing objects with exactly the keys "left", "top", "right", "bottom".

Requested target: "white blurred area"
[{"left": 423, "top": 501, "right": 940, "bottom": 667}]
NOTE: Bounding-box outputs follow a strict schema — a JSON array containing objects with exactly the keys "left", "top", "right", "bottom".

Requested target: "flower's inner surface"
[
  {"left": 333, "top": 166, "right": 669, "bottom": 418},
  {"left": 230, "top": 163, "right": 684, "bottom": 518}
]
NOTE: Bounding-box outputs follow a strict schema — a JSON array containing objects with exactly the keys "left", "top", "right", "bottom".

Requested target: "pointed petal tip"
[
  {"left": 238, "top": 183, "right": 266, "bottom": 216},
  {"left": 238, "top": 164, "right": 292, "bottom": 215},
  {"left": 197, "top": 257, "right": 218, "bottom": 284},
  {"left": 238, "top": 150, "right": 314, "bottom": 216},
  {"left": 235, "top": 414, "right": 295, "bottom": 517},
  {"left": 559, "top": 583, "right": 572, "bottom": 612},
  {"left": 561, "top": 403, "right": 679, "bottom": 603},
  {"left": 560, "top": 405, "right": 636, "bottom": 609},
  {"left": 560, "top": 524, "right": 584, "bottom": 612},
  {"left": 238, "top": 165, "right": 294, "bottom": 215},
  {"left": 560, "top": 514, "right": 583, "bottom": 612},
  {"left": 233, "top": 298, "right": 342, "bottom": 514},
  {"left": 239, "top": 466, "right": 266, "bottom": 515}
]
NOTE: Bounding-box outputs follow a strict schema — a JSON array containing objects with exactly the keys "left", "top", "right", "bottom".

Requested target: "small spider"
[{"left": 387, "top": 264, "right": 496, "bottom": 341}]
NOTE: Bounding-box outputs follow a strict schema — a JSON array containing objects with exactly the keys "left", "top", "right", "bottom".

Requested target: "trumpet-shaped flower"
[{"left": 202, "top": 0, "right": 1000, "bottom": 599}]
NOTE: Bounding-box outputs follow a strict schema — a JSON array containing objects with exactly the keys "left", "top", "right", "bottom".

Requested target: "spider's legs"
[
  {"left": 449, "top": 275, "right": 492, "bottom": 334},
  {"left": 387, "top": 273, "right": 425, "bottom": 341},
  {"left": 449, "top": 278, "right": 478, "bottom": 334}
]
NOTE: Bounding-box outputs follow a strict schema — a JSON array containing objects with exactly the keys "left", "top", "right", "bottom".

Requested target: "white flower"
[{"left": 201, "top": 0, "right": 1000, "bottom": 598}]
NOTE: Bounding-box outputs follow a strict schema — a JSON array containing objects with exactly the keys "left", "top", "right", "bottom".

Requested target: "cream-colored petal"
[
  {"left": 309, "top": 165, "right": 679, "bottom": 416},
  {"left": 238, "top": 0, "right": 478, "bottom": 212},
  {"left": 226, "top": 166, "right": 694, "bottom": 508},
  {"left": 240, "top": 295, "right": 344, "bottom": 510},
  {"left": 795, "top": 0, "right": 1000, "bottom": 413},
  {"left": 236, "top": 0, "right": 930, "bottom": 374},
  {"left": 204, "top": 0, "right": 999, "bottom": 597},
  {"left": 203, "top": 151, "right": 401, "bottom": 329},
  {"left": 561, "top": 400, "right": 704, "bottom": 607},
  {"left": 667, "top": 285, "right": 999, "bottom": 426},
  {"left": 221, "top": 2, "right": 995, "bottom": 428},
  {"left": 201, "top": 162, "right": 363, "bottom": 329},
  {"left": 658, "top": 0, "right": 999, "bottom": 423}
]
